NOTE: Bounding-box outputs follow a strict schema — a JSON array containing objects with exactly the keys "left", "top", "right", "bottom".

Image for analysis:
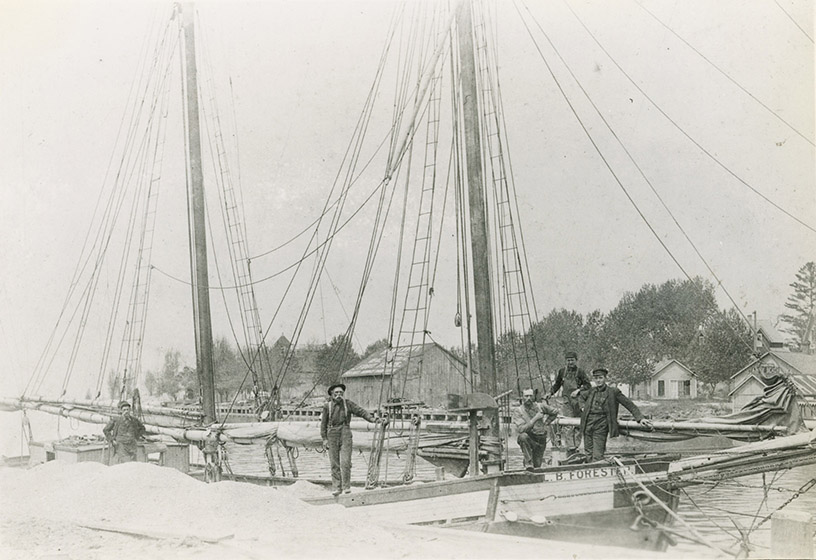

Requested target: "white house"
[{"left": 633, "top": 359, "right": 698, "bottom": 400}]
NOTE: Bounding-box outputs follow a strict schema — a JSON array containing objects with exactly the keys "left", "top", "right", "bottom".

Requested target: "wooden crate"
[{"left": 28, "top": 440, "right": 190, "bottom": 473}]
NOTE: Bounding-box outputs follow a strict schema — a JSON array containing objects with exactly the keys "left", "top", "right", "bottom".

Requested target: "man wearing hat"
[
  {"left": 103, "top": 400, "right": 146, "bottom": 464},
  {"left": 548, "top": 351, "right": 591, "bottom": 453},
  {"left": 320, "top": 383, "right": 376, "bottom": 496},
  {"left": 513, "top": 388, "right": 559, "bottom": 470},
  {"left": 579, "top": 368, "right": 652, "bottom": 462}
]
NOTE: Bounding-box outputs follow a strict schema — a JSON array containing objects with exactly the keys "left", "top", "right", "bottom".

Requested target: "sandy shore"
[{"left": 0, "top": 460, "right": 694, "bottom": 560}]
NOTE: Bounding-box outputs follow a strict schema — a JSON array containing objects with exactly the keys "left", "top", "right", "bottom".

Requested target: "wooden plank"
[
  {"left": 346, "top": 490, "right": 491, "bottom": 524},
  {"left": 79, "top": 522, "right": 234, "bottom": 543},
  {"left": 306, "top": 475, "right": 496, "bottom": 507}
]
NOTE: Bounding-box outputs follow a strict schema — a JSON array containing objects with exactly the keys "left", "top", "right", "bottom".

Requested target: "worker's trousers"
[{"left": 327, "top": 425, "right": 353, "bottom": 492}]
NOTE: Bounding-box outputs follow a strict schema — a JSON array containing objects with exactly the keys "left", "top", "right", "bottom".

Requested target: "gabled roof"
[
  {"left": 729, "top": 350, "right": 816, "bottom": 397},
  {"left": 728, "top": 373, "right": 764, "bottom": 397},
  {"left": 756, "top": 320, "right": 786, "bottom": 345},
  {"left": 650, "top": 358, "right": 696, "bottom": 378},
  {"left": 341, "top": 342, "right": 465, "bottom": 379}
]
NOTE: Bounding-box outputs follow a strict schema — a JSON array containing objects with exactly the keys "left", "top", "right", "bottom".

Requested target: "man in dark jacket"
[
  {"left": 579, "top": 368, "right": 652, "bottom": 462},
  {"left": 320, "top": 383, "right": 375, "bottom": 496},
  {"left": 103, "top": 401, "right": 146, "bottom": 463},
  {"left": 548, "top": 351, "right": 591, "bottom": 453}
]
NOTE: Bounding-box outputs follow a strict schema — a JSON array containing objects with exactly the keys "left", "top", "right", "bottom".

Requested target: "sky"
[{"left": 0, "top": 0, "right": 814, "bottom": 398}]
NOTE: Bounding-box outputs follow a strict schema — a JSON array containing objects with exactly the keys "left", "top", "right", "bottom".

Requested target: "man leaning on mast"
[
  {"left": 547, "top": 351, "right": 591, "bottom": 455},
  {"left": 103, "top": 400, "right": 146, "bottom": 464},
  {"left": 579, "top": 368, "right": 652, "bottom": 462},
  {"left": 320, "top": 383, "right": 376, "bottom": 496},
  {"left": 513, "top": 389, "right": 559, "bottom": 471}
]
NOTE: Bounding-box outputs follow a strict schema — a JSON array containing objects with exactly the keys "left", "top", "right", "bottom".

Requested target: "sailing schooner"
[{"left": 1, "top": 0, "right": 814, "bottom": 553}]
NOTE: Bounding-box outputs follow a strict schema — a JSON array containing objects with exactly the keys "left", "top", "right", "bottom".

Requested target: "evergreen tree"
[{"left": 780, "top": 262, "right": 816, "bottom": 351}]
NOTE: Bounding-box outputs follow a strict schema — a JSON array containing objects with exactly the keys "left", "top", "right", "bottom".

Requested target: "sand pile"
[
  {"left": 0, "top": 461, "right": 658, "bottom": 559},
  {"left": 0, "top": 461, "right": 559, "bottom": 560}
]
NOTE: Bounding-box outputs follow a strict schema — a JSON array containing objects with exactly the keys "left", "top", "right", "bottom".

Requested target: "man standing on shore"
[
  {"left": 320, "top": 383, "right": 375, "bottom": 496},
  {"left": 513, "top": 389, "right": 559, "bottom": 470},
  {"left": 103, "top": 401, "right": 146, "bottom": 464},
  {"left": 579, "top": 368, "right": 652, "bottom": 462},
  {"left": 548, "top": 351, "right": 591, "bottom": 454}
]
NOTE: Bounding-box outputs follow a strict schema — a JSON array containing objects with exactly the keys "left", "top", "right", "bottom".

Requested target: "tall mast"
[
  {"left": 456, "top": 0, "right": 496, "bottom": 396},
  {"left": 181, "top": 3, "right": 217, "bottom": 425}
]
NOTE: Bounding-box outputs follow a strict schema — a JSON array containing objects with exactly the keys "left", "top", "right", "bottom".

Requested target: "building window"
[
  {"left": 657, "top": 380, "right": 665, "bottom": 397},
  {"left": 681, "top": 380, "right": 691, "bottom": 397}
]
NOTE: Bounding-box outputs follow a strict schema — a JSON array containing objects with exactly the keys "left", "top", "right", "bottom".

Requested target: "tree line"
[{"left": 132, "top": 263, "right": 815, "bottom": 402}]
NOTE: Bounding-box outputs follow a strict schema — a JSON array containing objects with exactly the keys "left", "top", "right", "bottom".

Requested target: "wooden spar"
[
  {"left": 456, "top": 0, "right": 496, "bottom": 398},
  {"left": 0, "top": 398, "right": 412, "bottom": 450},
  {"left": 552, "top": 416, "right": 789, "bottom": 434},
  {"left": 17, "top": 397, "right": 203, "bottom": 421},
  {"left": 669, "top": 428, "right": 816, "bottom": 473},
  {"left": 180, "top": 3, "right": 217, "bottom": 426}
]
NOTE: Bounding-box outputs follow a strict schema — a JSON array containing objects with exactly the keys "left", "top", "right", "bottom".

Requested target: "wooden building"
[
  {"left": 633, "top": 359, "right": 698, "bottom": 400},
  {"left": 729, "top": 351, "right": 816, "bottom": 427},
  {"left": 340, "top": 343, "right": 470, "bottom": 409}
]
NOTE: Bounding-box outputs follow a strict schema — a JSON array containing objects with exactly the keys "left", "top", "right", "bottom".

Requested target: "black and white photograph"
[{"left": 0, "top": 0, "right": 814, "bottom": 558}]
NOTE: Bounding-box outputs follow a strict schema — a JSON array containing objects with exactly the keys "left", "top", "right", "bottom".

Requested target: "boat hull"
[{"left": 304, "top": 458, "right": 678, "bottom": 552}]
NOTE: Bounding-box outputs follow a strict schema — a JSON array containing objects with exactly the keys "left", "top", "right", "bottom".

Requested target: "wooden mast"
[
  {"left": 456, "top": 0, "right": 501, "bottom": 473},
  {"left": 180, "top": 4, "right": 217, "bottom": 427},
  {"left": 456, "top": 0, "right": 496, "bottom": 397}
]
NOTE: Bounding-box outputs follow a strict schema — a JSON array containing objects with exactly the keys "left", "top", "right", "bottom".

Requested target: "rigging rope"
[
  {"left": 516, "top": 1, "right": 763, "bottom": 347},
  {"left": 553, "top": 0, "right": 816, "bottom": 235},
  {"left": 631, "top": 0, "right": 814, "bottom": 147},
  {"left": 554, "top": 0, "right": 785, "bottom": 341}
]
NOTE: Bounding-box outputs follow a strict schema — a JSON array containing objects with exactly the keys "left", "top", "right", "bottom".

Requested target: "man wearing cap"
[
  {"left": 548, "top": 351, "right": 591, "bottom": 453},
  {"left": 513, "top": 389, "right": 559, "bottom": 470},
  {"left": 579, "top": 368, "right": 652, "bottom": 462},
  {"left": 103, "top": 401, "right": 146, "bottom": 464},
  {"left": 320, "top": 383, "right": 376, "bottom": 496}
]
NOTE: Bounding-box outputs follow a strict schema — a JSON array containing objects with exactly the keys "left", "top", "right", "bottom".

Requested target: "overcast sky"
[{"left": 0, "top": 0, "right": 813, "bottom": 397}]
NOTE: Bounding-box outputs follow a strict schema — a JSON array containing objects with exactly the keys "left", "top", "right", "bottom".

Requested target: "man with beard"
[
  {"left": 513, "top": 388, "right": 559, "bottom": 470},
  {"left": 547, "top": 351, "right": 591, "bottom": 455},
  {"left": 320, "top": 383, "right": 376, "bottom": 496}
]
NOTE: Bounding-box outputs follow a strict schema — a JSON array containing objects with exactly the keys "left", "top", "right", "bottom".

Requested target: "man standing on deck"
[
  {"left": 579, "top": 368, "right": 652, "bottom": 462},
  {"left": 547, "top": 351, "right": 591, "bottom": 454},
  {"left": 320, "top": 383, "right": 376, "bottom": 496},
  {"left": 103, "top": 401, "right": 146, "bottom": 463},
  {"left": 513, "top": 389, "right": 559, "bottom": 470}
]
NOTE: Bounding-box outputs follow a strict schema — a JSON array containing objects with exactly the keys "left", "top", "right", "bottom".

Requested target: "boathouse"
[
  {"left": 729, "top": 351, "right": 816, "bottom": 427},
  {"left": 633, "top": 359, "right": 698, "bottom": 400},
  {"left": 340, "top": 342, "right": 470, "bottom": 409}
]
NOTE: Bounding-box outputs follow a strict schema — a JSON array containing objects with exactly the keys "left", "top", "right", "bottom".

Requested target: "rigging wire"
[
  {"left": 556, "top": 0, "right": 788, "bottom": 340},
  {"left": 772, "top": 0, "right": 814, "bottom": 43},
  {"left": 559, "top": 0, "right": 816, "bottom": 235},
  {"left": 38, "top": 17, "right": 181, "bottom": 398},
  {"left": 632, "top": 0, "right": 814, "bottom": 146},
  {"left": 260, "top": 2, "right": 407, "bottom": 410},
  {"left": 514, "top": 2, "right": 697, "bottom": 300},
  {"left": 517, "top": 1, "right": 770, "bottom": 349},
  {"left": 23, "top": 5, "right": 168, "bottom": 397}
]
